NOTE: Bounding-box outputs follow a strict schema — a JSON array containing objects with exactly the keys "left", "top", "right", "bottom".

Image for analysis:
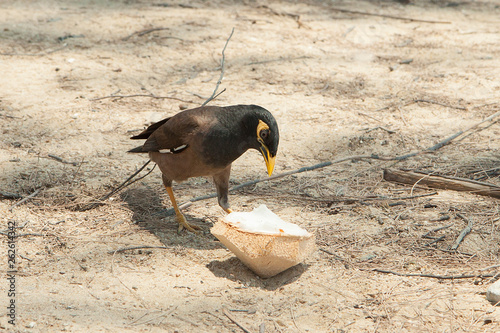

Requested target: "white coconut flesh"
[{"left": 224, "top": 205, "right": 310, "bottom": 237}]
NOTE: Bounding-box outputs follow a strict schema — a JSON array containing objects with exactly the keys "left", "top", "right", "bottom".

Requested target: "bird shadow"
[
  {"left": 206, "top": 257, "right": 310, "bottom": 291},
  {"left": 119, "top": 185, "right": 222, "bottom": 250}
]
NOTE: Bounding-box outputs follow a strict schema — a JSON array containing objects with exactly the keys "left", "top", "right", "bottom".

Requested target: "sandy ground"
[{"left": 1, "top": 0, "right": 500, "bottom": 332}]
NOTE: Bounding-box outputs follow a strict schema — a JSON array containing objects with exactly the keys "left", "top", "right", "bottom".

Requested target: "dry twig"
[
  {"left": 222, "top": 307, "right": 252, "bottom": 333},
  {"left": 122, "top": 27, "right": 184, "bottom": 41},
  {"left": 202, "top": 28, "right": 234, "bottom": 106},
  {"left": 413, "top": 99, "right": 467, "bottom": 110},
  {"left": 258, "top": 5, "right": 306, "bottom": 28},
  {"left": 109, "top": 245, "right": 169, "bottom": 254},
  {"left": 424, "top": 235, "right": 446, "bottom": 247},
  {"left": 364, "top": 126, "right": 396, "bottom": 134},
  {"left": 90, "top": 93, "right": 195, "bottom": 103},
  {"left": 80, "top": 161, "right": 155, "bottom": 211},
  {"left": 245, "top": 55, "right": 310, "bottom": 66},
  {"left": 9, "top": 189, "right": 41, "bottom": 212},
  {"left": 0, "top": 191, "right": 21, "bottom": 199},
  {"left": 48, "top": 154, "right": 79, "bottom": 166},
  {"left": 450, "top": 213, "right": 473, "bottom": 251},
  {"left": 319, "top": 248, "right": 346, "bottom": 262},
  {"left": 0, "top": 44, "right": 68, "bottom": 57},
  {"left": 422, "top": 224, "right": 453, "bottom": 239},
  {"left": 375, "top": 98, "right": 467, "bottom": 112},
  {"left": 330, "top": 7, "right": 451, "bottom": 24},
  {"left": 110, "top": 250, "right": 147, "bottom": 307},
  {"left": 480, "top": 264, "right": 500, "bottom": 271},
  {"left": 291, "top": 304, "right": 303, "bottom": 333},
  {"left": 365, "top": 268, "right": 495, "bottom": 280}
]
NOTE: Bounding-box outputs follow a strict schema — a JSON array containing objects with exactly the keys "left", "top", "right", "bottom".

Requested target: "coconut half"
[{"left": 211, "top": 205, "right": 316, "bottom": 278}]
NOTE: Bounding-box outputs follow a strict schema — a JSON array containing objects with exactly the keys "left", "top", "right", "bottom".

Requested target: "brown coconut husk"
[{"left": 211, "top": 218, "right": 316, "bottom": 278}]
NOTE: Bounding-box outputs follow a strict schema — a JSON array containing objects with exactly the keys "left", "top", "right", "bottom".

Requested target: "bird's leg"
[
  {"left": 213, "top": 165, "right": 233, "bottom": 214},
  {"left": 161, "top": 174, "right": 200, "bottom": 232},
  {"left": 165, "top": 186, "right": 200, "bottom": 232}
]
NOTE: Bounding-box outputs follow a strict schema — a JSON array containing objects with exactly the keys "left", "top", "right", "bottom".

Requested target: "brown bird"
[{"left": 129, "top": 104, "right": 279, "bottom": 232}]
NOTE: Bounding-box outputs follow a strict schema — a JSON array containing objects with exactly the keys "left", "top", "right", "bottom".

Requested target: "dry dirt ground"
[{"left": 1, "top": 0, "right": 500, "bottom": 332}]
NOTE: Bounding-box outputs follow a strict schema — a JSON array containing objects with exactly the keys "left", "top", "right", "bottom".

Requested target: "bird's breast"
[
  {"left": 198, "top": 130, "right": 251, "bottom": 168},
  {"left": 149, "top": 149, "right": 229, "bottom": 182}
]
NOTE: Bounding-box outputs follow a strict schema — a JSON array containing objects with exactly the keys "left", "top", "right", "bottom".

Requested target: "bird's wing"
[
  {"left": 131, "top": 117, "right": 171, "bottom": 140},
  {"left": 138, "top": 115, "right": 201, "bottom": 152}
]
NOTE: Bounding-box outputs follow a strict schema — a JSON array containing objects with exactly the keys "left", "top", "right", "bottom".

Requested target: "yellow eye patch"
[{"left": 257, "top": 119, "right": 270, "bottom": 143}]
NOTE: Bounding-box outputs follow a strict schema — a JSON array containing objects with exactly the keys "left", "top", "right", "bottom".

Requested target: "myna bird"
[{"left": 129, "top": 104, "right": 279, "bottom": 232}]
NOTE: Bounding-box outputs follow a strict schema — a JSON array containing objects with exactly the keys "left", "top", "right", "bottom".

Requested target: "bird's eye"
[{"left": 260, "top": 129, "right": 269, "bottom": 140}]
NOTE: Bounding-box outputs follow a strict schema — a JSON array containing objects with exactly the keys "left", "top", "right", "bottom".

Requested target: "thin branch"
[
  {"left": 330, "top": 7, "right": 451, "bottom": 24},
  {"left": 480, "top": 264, "right": 500, "bottom": 271},
  {"left": 202, "top": 28, "right": 234, "bottom": 106},
  {"left": 319, "top": 248, "right": 346, "bottom": 262},
  {"left": 423, "top": 235, "right": 445, "bottom": 247},
  {"left": 450, "top": 213, "right": 473, "bottom": 251},
  {"left": 290, "top": 305, "right": 303, "bottom": 333},
  {"left": 109, "top": 245, "right": 169, "bottom": 254},
  {"left": 322, "top": 191, "right": 438, "bottom": 205},
  {"left": 413, "top": 99, "right": 467, "bottom": 110},
  {"left": 0, "top": 43, "right": 68, "bottom": 57},
  {"left": 122, "top": 27, "right": 184, "bottom": 41},
  {"left": 422, "top": 224, "right": 453, "bottom": 239},
  {"left": 456, "top": 119, "right": 500, "bottom": 143},
  {"left": 48, "top": 154, "right": 79, "bottom": 166},
  {"left": 0, "top": 191, "right": 21, "bottom": 199},
  {"left": 365, "top": 268, "right": 495, "bottom": 280},
  {"left": 374, "top": 98, "right": 468, "bottom": 113},
  {"left": 245, "top": 55, "right": 310, "bottom": 66},
  {"left": 80, "top": 161, "right": 155, "bottom": 211},
  {"left": 364, "top": 126, "right": 396, "bottom": 134},
  {"left": 9, "top": 189, "right": 41, "bottom": 212},
  {"left": 90, "top": 93, "right": 195, "bottom": 104},
  {"left": 210, "top": 88, "right": 227, "bottom": 103},
  {"left": 437, "top": 110, "right": 499, "bottom": 143},
  {"left": 222, "top": 307, "right": 252, "bottom": 333},
  {"left": 418, "top": 246, "right": 474, "bottom": 256}
]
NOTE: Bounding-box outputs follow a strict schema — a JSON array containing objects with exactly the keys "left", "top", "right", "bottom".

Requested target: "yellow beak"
[{"left": 260, "top": 145, "right": 276, "bottom": 176}]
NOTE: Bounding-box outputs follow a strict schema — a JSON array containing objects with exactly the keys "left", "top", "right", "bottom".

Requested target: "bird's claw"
[{"left": 176, "top": 214, "right": 201, "bottom": 233}]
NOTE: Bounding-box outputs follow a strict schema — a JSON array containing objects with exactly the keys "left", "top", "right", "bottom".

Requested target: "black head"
[{"left": 242, "top": 105, "right": 279, "bottom": 176}]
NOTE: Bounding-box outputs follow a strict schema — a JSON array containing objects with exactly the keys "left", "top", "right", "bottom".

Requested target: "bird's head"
[{"left": 255, "top": 114, "right": 279, "bottom": 177}]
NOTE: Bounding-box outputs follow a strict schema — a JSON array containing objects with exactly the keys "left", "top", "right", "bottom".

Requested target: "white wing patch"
[
  {"left": 173, "top": 144, "right": 187, "bottom": 152},
  {"left": 159, "top": 144, "right": 188, "bottom": 154}
]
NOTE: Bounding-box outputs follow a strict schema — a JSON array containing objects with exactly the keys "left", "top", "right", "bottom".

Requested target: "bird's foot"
[{"left": 176, "top": 213, "right": 201, "bottom": 233}]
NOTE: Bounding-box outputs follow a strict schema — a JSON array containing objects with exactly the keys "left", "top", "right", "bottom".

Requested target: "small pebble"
[
  {"left": 389, "top": 64, "right": 399, "bottom": 71},
  {"left": 360, "top": 253, "right": 376, "bottom": 261},
  {"left": 27, "top": 322, "right": 36, "bottom": 328},
  {"left": 486, "top": 279, "right": 500, "bottom": 303}
]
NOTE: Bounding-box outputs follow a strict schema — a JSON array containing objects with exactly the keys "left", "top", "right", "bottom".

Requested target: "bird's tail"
[{"left": 128, "top": 146, "right": 146, "bottom": 153}]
